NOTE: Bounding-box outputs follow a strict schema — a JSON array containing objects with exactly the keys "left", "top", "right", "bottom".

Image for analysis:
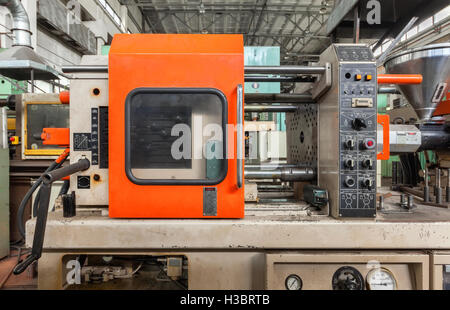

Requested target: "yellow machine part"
[{"left": 7, "top": 118, "right": 15, "bottom": 130}]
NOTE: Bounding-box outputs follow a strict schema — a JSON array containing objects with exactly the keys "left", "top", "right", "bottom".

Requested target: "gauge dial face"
[
  {"left": 366, "top": 268, "right": 397, "bottom": 290},
  {"left": 332, "top": 266, "right": 364, "bottom": 290},
  {"left": 285, "top": 274, "right": 303, "bottom": 290}
]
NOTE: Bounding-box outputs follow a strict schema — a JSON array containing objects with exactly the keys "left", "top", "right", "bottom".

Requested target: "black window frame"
[{"left": 125, "top": 87, "right": 228, "bottom": 186}]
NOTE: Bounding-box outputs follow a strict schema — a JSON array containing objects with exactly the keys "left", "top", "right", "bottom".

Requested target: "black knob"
[
  {"left": 361, "top": 178, "right": 373, "bottom": 190},
  {"left": 352, "top": 118, "right": 367, "bottom": 131},
  {"left": 344, "top": 159, "right": 355, "bottom": 169},
  {"left": 344, "top": 139, "right": 355, "bottom": 150},
  {"left": 362, "top": 159, "right": 373, "bottom": 169}
]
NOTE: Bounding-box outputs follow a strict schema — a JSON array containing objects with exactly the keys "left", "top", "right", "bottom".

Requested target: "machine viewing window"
[
  {"left": 26, "top": 104, "right": 69, "bottom": 150},
  {"left": 125, "top": 88, "right": 228, "bottom": 185}
]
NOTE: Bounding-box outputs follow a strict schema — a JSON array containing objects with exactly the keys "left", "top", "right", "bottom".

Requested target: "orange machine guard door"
[
  {"left": 108, "top": 34, "right": 245, "bottom": 219},
  {"left": 377, "top": 114, "right": 390, "bottom": 160}
]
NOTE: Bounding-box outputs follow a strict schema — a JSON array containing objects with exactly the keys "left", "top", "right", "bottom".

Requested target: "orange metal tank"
[{"left": 108, "top": 34, "right": 244, "bottom": 218}]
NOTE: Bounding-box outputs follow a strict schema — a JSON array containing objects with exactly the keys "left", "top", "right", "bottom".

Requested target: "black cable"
[
  {"left": 16, "top": 161, "right": 58, "bottom": 240},
  {"left": 58, "top": 180, "right": 70, "bottom": 196},
  {"left": 16, "top": 151, "right": 69, "bottom": 240},
  {"left": 14, "top": 159, "right": 90, "bottom": 275}
]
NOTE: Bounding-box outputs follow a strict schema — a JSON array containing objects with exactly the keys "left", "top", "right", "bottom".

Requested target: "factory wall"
[{"left": 0, "top": 0, "right": 149, "bottom": 93}]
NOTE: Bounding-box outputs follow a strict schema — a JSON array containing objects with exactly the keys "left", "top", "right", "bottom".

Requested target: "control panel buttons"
[
  {"left": 355, "top": 74, "right": 362, "bottom": 81},
  {"left": 344, "top": 159, "right": 355, "bottom": 169},
  {"left": 344, "top": 176, "right": 356, "bottom": 188},
  {"left": 365, "top": 74, "right": 372, "bottom": 81},
  {"left": 352, "top": 118, "right": 367, "bottom": 131},
  {"left": 344, "top": 139, "right": 355, "bottom": 150},
  {"left": 361, "top": 138, "right": 376, "bottom": 150},
  {"left": 361, "top": 178, "right": 373, "bottom": 190},
  {"left": 362, "top": 159, "right": 373, "bottom": 169}
]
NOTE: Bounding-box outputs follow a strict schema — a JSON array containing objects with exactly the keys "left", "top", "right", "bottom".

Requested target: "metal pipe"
[
  {"left": 377, "top": 16, "right": 418, "bottom": 66},
  {"left": 244, "top": 65, "right": 326, "bottom": 75},
  {"left": 245, "top": 163, "right": 297, "bottom": 169},
  {"left": 0, "top": 0, "right": 32, "bottom": 47},
  {"left": 353, "top": 4, "right": 360, "bottom": 43},
  {"left": 446, "top": 168, "right": 450, "bottom": 203},
  {"left": 245, "top": 93, "right": 315, "bottom": 103},
  {"left": 63, "top": 65, "right": 326, "bottom": 76},
  {"left": 418, "top": 124, "right": 450, "bottom": 152},
  {"left": 244, "top": 167, "right": 315, "bottom": 181},
  {"left": 377, "top": 74, "right": 423, "bottom": 85},
  {"left": 424, "top": 168, "right": 430, "bottom": 202},
  {"left": 435, "top": 168, "right": 442, "bottom": 204},
  {"left": 245, "top": 104, "right": 298, "bottom": 113},
  {"left": 378, "top": 87, "right": 400, "bottom": 94},
  {"left": 61, "top": 66, "right": 109, "bottom": 73},
  {"left": 244, "top": 76, "right": 315, "bottom": 83}
]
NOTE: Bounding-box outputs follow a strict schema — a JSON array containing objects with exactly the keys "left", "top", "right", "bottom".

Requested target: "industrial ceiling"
[
  {"left": 119, "top": 0, "right": 336, "bottom": 64},
  {"left": 118, "top": 0, "right": 448, "bottom": 65}
]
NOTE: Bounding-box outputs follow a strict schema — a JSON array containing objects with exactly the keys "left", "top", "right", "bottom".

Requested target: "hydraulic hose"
[
  {"left": 14, "top": 158, "right": 90, "bottom": 275},
  {"left": 16, "top": 148, "right": 69, "bottom": 239}
]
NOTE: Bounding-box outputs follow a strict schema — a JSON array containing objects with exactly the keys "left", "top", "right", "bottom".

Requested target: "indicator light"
[
  {"left": 366, "top": 74, "right": 372, "bottom": 81},
  {"left": 355, "top": 74, "right": 362, "bottom": 81}
]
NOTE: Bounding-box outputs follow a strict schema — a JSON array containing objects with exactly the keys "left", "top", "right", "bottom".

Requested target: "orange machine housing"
[
  {"left": 108, "top": 34, "right": 244, "bottom": 218},
  {"left": 434, "top": 91, "right": 450, "bottom": 117}
]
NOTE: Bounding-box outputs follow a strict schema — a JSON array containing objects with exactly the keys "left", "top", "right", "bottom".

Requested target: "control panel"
[
  {"left": 338, "top": 51, "right": 377, "bottom": 217},
  {"left": 316, "top": 44, "right": 378, "bottom": 218},
  {"left": 69, "top": 77, "right": 109, "bottom": 206}
]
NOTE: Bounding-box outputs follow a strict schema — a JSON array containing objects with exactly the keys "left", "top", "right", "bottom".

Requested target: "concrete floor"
[{"left": 0, "top": 249, "right": 37, "bottom": 290}]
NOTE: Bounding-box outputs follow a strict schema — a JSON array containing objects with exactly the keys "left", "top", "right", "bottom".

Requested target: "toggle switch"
[
  {"left": 362, "top": 159, "right": 373, "bottom": 169},
  {"left": 344, "top": 139, "right": 355, "bottom": 150},
  {"left": 344, "top": 159, "right": 355, "bottom": 169}
]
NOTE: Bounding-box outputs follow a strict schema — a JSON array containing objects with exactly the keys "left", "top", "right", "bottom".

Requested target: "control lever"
[
  {"left": 352, "top": 118, "right": 366, "bottom": 131},
  {"left": 13, "top": 159, "right": 90, "bottom": 275}
]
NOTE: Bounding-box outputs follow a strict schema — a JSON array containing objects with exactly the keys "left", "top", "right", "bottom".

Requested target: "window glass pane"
[
  {"left": 26, "top": 104, "right": 69, "bottom": 150},
  {"left": 435, "top": 5, "right": 450, "bottom": 23},
  {"left": 128, "top": 91, "right": 226, "bottom": 182},
  {"left": 406, "top": 27, "right": 418, "bottom": 39},
  {"left": 418, "top": 17, "right": 433, "bottom": 32}
]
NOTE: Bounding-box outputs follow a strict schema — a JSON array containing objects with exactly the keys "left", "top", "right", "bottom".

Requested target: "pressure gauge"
[
  {"left": 332, "top": 266, "right": 364, "bottom": 290},
  {"left": 366, "top": 268, "right": 397, "bottom": 290},
  {"left": 285, "top": 274, "right": 303, "bottom": 290}
]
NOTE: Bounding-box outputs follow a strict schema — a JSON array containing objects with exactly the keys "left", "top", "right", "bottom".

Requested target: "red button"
[{"left": 367, "top": 140, "right": 374, "bottom": 147}]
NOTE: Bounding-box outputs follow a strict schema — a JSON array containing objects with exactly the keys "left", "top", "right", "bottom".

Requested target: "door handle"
[{"left": 237, "top": 84, "right": 243, "bottom": 188}]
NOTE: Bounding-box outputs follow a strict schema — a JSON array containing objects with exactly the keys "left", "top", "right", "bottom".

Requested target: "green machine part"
[
  {"left": 101, "top": 45, "right": 111, "bottom": 55},
  {"left": 0, "top": 48, "right": 27, "bottom": 99},
  {"left": 377, "top": 94, "right": 388, "bottom": 114},
  {"left": 206, "top": 140, "right": 222, "bottom": 180},
  {"left": 244, "top": 46, "right": 285, "bottom": 130},
  {"left": 0, "top": 148, "right": 9, "bottom": 259}
]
